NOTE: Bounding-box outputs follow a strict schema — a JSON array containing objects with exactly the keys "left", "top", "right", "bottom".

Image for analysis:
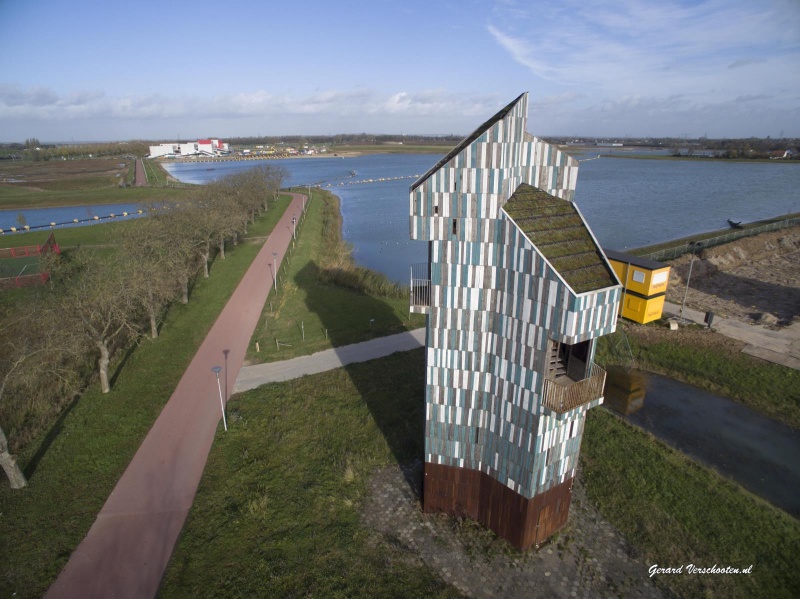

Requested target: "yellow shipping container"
[{"left": 604, "top": 249, "right": 670, "bottom": 324}]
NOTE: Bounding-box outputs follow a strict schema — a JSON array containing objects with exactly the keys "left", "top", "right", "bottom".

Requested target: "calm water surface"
[
  {"left": 165, "top": 153, "right": 799, "bottom": 282},
  {"left": 5, "top": 153, "right": 797, "bottom": 282}
]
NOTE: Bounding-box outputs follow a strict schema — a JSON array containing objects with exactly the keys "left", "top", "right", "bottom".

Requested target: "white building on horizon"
[{"left": 148, "top": 139, "right": 230, "bottom": 158}]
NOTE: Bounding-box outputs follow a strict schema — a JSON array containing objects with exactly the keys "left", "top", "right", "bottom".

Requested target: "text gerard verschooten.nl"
[{"left": 649, "top": 564, "right": 753, "bottom": 577}]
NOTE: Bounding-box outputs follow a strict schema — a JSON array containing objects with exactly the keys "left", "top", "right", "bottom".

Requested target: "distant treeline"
[
  {"left": 3, "top": 134, "right": 797, "bottom": 161},
  {"left": 0, "top": 139, "right": 151, "bottom": 161},
  {"left": 545, "top": 136, "right": 800, "bottom": 159},
  {"left": 225, "top": 133, "right": 464, "bottom": 146}
]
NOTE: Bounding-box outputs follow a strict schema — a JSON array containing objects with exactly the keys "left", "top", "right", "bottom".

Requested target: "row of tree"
[{"left": 0, "top": 166, "right": 286, "bottom": 488}]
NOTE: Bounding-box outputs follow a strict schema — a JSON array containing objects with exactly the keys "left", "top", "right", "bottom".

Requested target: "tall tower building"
[{"left": 409, "top": 93, "right": 621, "bottom": 548}]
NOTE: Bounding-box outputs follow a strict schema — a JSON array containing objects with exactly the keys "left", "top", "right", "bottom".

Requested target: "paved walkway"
[
  {"left": 134, "top": 159, "right": 147, "bottom": 186},
  {"left": 234, "top": 328, "right": 426, "bottom": 392},
  {"left": 663, "top": 301, "right": 800, "bottom": 370},
  {"left": 45, "top": 194, "right": 306, "bottom": 599}
]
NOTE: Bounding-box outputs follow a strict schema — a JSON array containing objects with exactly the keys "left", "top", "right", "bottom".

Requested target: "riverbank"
[
  {"left": 158, "top": 143, "right": 452, "bottom": 164},
  {"left": 0, "top": 157, "right": 193, "bottom": 210},
  {"left": 245, "top": 186, "right": 425, "bottom": 365}
]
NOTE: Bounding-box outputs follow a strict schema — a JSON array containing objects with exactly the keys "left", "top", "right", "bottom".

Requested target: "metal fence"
[
  {"left": 0, "top": 272, "right": 50, "bottom": 290},
  {"left": 639, "top": 216, "right": 800, "bottom": 262},
  {"left": 410, "top": 262, "right": 431, "bottom": 309}
]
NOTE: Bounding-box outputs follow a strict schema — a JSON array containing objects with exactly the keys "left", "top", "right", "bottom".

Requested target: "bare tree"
[
  {"left": 120, "top": 218, "right": 182, "bottom": 338},
  {"left": 0, "top": 302, "right": 81, "bottom": 488},
  {"left": 151, "top": 204, "right": 202, "bottom": 303}
]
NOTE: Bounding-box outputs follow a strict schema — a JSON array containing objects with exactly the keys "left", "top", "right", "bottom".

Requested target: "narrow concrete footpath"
[
  {"left": 234, "top": 328, "right": 426, "bottom": 393},
  {"left": 46, "top": 194, "right": 306, "bottom": 599},
  {"left": 663, "top": 300, "right": 800, "bottom": 370}
]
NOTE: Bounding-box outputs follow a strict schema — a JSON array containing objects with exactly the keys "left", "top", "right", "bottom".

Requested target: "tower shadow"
[{"left": 296, "top": 261, "right": 426, "bottom": 495}]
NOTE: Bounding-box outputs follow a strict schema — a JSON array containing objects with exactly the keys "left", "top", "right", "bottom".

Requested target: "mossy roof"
[
  {"left": 503, "top": 183, "right": 618, "bottom": 294},
  {"left": 411, "top": 93, "right": 525, "bottom": 192}
]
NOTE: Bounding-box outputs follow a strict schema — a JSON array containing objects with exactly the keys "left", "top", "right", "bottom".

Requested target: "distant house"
[{"left": 409, "top": 93, "right": 621, "bottom": 549}]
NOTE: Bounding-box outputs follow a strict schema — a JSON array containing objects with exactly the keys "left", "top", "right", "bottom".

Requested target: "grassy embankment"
[
  {"left": 246, "top": 186, "right": 425, "bottom": 364},
  {"left": 627, "top": 213, "right": 800, "bottom": 258},
  {"left": 0, "top": 158, "right": 192, "bottom": 209},
  {"left": 162, "top": 339, "right": 800, "bottom": 598},
  {"left": 0, "top": 196, "right": 292, "bottom": 599},
  {"left": 597, "top": 324, "right": 800, "bottom": 428},
  {"left": 600, "top": 153, "right": 800, "bottom": 163},
  {"left": 330, "top": 143, "right": 450, "bottom": 155},
  {"left": 161, "top": 350, "right": 461, "bottom": 598},
  {"left": 166, "top": 264, "right": 800, "bottom": 597},
  {"left": 582, "top": 406, "right": 800, "bottom": 598}
]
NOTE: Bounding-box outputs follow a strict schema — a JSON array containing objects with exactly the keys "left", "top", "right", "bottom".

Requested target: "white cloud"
[
  {"left": 0, "top": 85, "right": 509, "bottom": 139},
  {"left": 488, "top": 0, "right": 800, "bottom": 98}
]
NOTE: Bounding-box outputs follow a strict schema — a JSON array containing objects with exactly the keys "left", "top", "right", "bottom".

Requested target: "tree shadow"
[
  {"left": 297, "top": 261, "right": 426, "bottom": 496},
  {"left": 109, "top": 341, "right": 140, "bottom": 389},
  {"left": 23, "top": 392, "right": 81, "bottom": 480}
]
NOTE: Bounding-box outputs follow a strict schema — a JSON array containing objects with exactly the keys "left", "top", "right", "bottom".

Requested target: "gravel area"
[{"left": 361, "top": 462, "right": 666, "bottom": 599}]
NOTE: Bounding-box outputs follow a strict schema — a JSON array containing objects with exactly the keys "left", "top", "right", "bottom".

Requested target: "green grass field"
[
  {"left": 0, "top": 158, "right": 193, "bottom": 209},
  {"left": 582, "top": 407, "right": 800, "bottom": 598},
  {"left": 161, "top": 347, "right": 800, "bottom": 598},
  {"left": 160, "top": 350, "right": 461, "bottom": 599},
  {"left": 246, "top": 187, "right": 425, "bottom": 364},
  {"left": 0, "top": 196, "right": 292, "bottom": 599},
  {"left": 0, "top": 255, "right": 40, "bottom": 278},
  {"left": 0, "top": 220, "right": 140, "bottom": 249}
]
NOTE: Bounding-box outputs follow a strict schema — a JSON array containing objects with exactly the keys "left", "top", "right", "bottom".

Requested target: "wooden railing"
[{"left": 541, "top": 363, "right": 606, "bottom": 414}]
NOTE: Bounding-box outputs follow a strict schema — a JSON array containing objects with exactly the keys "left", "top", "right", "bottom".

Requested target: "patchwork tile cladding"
[{"left": 409, "top": 93, "right": 621, "bottom": 548}]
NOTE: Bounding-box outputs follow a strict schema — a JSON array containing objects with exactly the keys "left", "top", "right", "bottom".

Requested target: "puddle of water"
[{"left": 605, "top": 368, "right": 800, "bottom": 517}]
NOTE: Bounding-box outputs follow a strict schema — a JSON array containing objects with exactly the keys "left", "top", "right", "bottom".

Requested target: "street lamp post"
[
  {"left": 272, "top": 251, "right": 278, "bottom": 291},
  {"left": 211, "top": 366, "right": 227, "bottom": 432},
  {"left": 680, "top": 242, "right": 699, "bottom": 322}
]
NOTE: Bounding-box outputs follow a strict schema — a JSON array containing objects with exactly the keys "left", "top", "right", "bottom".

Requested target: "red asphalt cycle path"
[{"left": 46, "top": 193, "right": 307, "bottom": 599}]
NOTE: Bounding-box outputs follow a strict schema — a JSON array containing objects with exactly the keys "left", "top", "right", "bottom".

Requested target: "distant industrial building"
[
  {"left": 409, "top": 93, "right": 622, "bottom": 549},
  {"left": 148, "top": 139, "right": 230, "bottom": 158},
  {"left": 604, "top": 249, "right": 670, "bottom": 324}
]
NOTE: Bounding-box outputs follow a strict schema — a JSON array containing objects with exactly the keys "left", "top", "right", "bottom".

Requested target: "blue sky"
[{"left": 1, "top": 0, "right": 798, "bottom": 141}]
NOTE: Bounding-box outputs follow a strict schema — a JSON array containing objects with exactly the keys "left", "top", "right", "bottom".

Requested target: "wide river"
[
  {"left": 3, "top": 152, "right": 797, "bottom": 283},
  {"left": 163, "top": 152, "right": 799, "bottom": 282}
]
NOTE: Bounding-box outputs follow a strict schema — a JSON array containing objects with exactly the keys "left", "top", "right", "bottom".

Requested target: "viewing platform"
[
  {"left": 541, "top": 363, "right": 607, "bottom": 416},
  {"left": 410, "top": 262, "right": 430, "bottom": 314}
]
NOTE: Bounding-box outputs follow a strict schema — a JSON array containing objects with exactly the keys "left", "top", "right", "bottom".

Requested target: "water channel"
[
  {"left": 3, "top": 153, "right": 798, "bottom": 284},
  {"left": 605, "top": 368, "right": 800, "bottom": 517}
]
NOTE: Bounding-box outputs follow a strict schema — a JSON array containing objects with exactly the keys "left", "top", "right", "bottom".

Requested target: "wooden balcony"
[{"left": 541, "top": 363, "right": 606, "bottom": 415}]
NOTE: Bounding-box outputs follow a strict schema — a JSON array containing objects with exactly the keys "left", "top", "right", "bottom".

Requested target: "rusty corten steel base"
[{"left": 423, "top": 462, "right": 573, "bottom": 549}]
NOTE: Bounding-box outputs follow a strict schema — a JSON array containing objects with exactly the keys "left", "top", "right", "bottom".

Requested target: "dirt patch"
[
  {"left": 620, "top": 319, "right": 745, "bottom": 355},
  {"left": 362, "top": 462, "right": 664, "bottom": 599},
  {"left": 666, "top": 226, "right": 800, "bottom": 327}
]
